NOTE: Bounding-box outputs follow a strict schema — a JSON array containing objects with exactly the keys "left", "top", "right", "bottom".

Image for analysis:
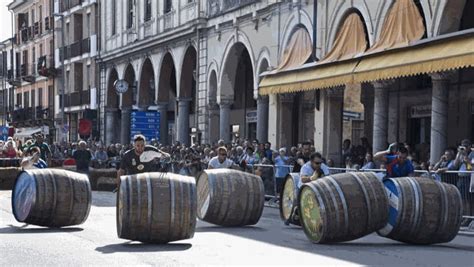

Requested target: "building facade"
[
  {"left": 8, "top": 0, "right": 56, "bottom": 141},
  {"left": 0, "top": 38, "right": 14, "bottom": 129},
  {"left": 93, "top": 0, "right": 473, "bottom": 168},
  {"left": 53, "top": 0, "right": 100, "bottom": 142}
]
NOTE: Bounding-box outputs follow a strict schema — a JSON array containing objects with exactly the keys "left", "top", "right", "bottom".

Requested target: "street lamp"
[{"left": 53, "top": 13, "right": 66, "bottom": 142}]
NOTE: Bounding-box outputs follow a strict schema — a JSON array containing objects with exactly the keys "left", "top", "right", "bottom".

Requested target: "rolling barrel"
[
  {"left": 197, "top": 169, "right": 265, "bottom": 227},
  {"left": 299, "top": 172, "right": 388, "bottom": 243},
  {"left": 378, "top": 177, "right": 463, "bottom": 244},
  {"left": 11, "top": 169, "right": 91, "bottom": 227},
  {"left": 117, "top": 172, "right": 197, "bottom": 243},
  {"left": 279, "top": 173, "right": 301, "bottom": 225}
]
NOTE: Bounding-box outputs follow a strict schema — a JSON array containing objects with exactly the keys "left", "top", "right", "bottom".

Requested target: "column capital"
[
  {"left": 372, "top": 79, "right": 396, "bottom": 90},
  {"left": 176, "top": 97, "right": 193, "bottom": 102},
  {"left": 326, "top": 86, "right": 345, "bottom": 98},
  {"left": 430, "top": 71, "right": 456, "bottom": 81},
  {"left": 208, "top": 101, "right": 219, "bottom": 110},
  {"left": 218, "top": 99, "right": 233, "bottom": 108}
]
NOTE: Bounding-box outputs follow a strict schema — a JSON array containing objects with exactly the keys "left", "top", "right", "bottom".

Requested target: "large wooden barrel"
[
  {"left": 378, "top": 177, "right": 463, "bottom": 244},
  {"left": 11, "top": 169, "right": 92, "bottom": 227},
  {"left": 0, "top": 167, "right": 22, "bottom": 190},
  {"left": 0, "top": 158, "right": 20, "bottom": 167},
  {"left": 299, "top": 172, "right": 388, "bottom": 243},
  {"left": 197, "top": 169, "right": 265, "bottom": 227},
  {"left": 279, "top": 173, "right": 301, "bottom": 226},
  {"left": 117, "top": 172, "right": 197, "bottom": 243}
]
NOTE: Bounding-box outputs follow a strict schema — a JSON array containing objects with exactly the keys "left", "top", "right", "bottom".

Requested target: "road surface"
[{"left": 1, "top": 191, "right": 473, "bottom": 266}]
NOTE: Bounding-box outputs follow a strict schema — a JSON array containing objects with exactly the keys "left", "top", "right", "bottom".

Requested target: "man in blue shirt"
[{"left": 374, "top": 144, "right": 414, "bottom": 178}]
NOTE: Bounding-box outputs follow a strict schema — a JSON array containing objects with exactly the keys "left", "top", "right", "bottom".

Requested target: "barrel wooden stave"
[
  {"left": 117, "top": 172, "right": 196, "bottom": 243},
  {"left": 379, "top": 177, "right": 462, "bottom": 244},
  {"left": 12, "top": 169, "right": 91, "bottom": 227},
  {"left": 279, "top": 173, "right": 301, "bottom": 225},
  {"left": 197, "top": 169, "right": 265, "bottom": 227},
  {"left": 299, "top": 172, "right": 388, "bottom": 243}
]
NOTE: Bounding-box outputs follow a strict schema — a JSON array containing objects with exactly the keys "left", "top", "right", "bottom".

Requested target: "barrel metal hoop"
[
  {"left": 292, "top": 174, "right": 300, "bottom": 207},
  {"left": 434, "top": 181, "right": 448, "bottom": 234},
  {"left": 47, "top": 169, "right": 58, "bottom": 224},
  {"left": 169, "top": 174, "right": 176, "bottom": 240},
  {"left": 326, "top": 176, "right": 349, "bottom": 236},
  {"left": 349, "top": 173, "right": 372, "bottom": 229},
  {"left": 81, "top": 172, "right": 92, "bottom": 225},
  {"left": 319, "top": 178, "right": 340, "bottom": 232},
  {"left": 127, "top": 175, "right": 133, "bottom": 234},
  {"left": 408, "top": 178, "right": 422, "bottom": 236},
  {"left": 307, "top": 182, "right": 328, "bottom": 242},
  {"left": 146, "top": 175, "right": 153, "bottom": 239},
  {"left": 391, "top": 178, "right": 404, "bottom": 231},
  {"left": 136, "top": 175, "right": 142, "bottom": 238},
  {"left": 207, "top": 172, "right": 215, "bottom": 219},
  {"left": 241, "top": 175, "right": 252, "bottom": 226},
  {"left": 188, "top": 177, "right": 197, "bottom": 238},
  {"left": 220, "top": 171, "right": 234, "bottom": 224}
]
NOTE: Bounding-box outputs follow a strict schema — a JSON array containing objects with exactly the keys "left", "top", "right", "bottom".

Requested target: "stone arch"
[
  {"left": 207, "top": 60, "right": 219, "bottom": 105},
  {"left": 121, "top": 63, "right": 136, "bottom": 108},
  {"left": 157, "top": 52, "right": 178, "bottom": 102},
  {"left": 328, "top": 8, "right": 371, "bottom": 52},
  {"left": 435, "top": 0, "right": 467, "bottom": 35},
  {"left": 218, "top": 31, "right": 256, "bottom": 102},
  {"left": 138, "top": 58, "right": 155, "bottom": 108},
  {"left": 280, "top": 9, "right": 314, "bottom": 60},
  {"left": 179, "top": 46, "right": 197, "bottom": 99},
  {"left": 255, "top": 47, "right": 271, "bottom": 98},
  {"left": 106, "top": 67, "right": 119, "bottom": 108}
]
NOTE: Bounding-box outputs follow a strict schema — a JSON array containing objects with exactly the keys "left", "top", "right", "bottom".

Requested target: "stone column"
[
  {"left": 219, "top": 99, "right": 232, "bottom": 143},
  {"left": 177, "top": 98, "right": 191, "bottom": 145},
  {"left": 257, "top": 96, "right": 269, "bottom": 143},
  {"left": 120, "top": 107, "right": 132, "bottom": 145},
  {"left": 208, "top": 102, "right": 220, "bottom": 144},
  {"left": 323, "top": 87, "right": 344, "bottom": 166},
  {"left": 429, "top": 72, "right": 452, "bottom": 165},
  {"left": 157, "top": 102, "right": 169, "bottom": 145},
  {"left": 372, "top": 80, "right": 392, "bottom": 153},
  {"left": 105, "top": 108, "right": 119, "bottom": 145},
  {"left": 278, "top": 93, "right": 295, "bottom": 147},
  {"left": 361, "top": 84, "right": 374, "bottom": 144}
]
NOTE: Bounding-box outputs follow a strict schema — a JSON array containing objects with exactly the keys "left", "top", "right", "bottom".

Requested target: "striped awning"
[{"left": 259, "top": 30, "right": 474, "bottom": 95}]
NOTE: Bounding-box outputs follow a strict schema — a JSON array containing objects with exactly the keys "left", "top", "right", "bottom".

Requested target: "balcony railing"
[
  {"left": 208, "top": 0, "right": 258, "bottom": 17},
  {"left": 70, "top": 41, "right": 82, "bottom": 58},
  {"left": 82, "top": 38, "right": 90, "bottom": 53},
  {"left": 60, "top": 0, "right": 83, "bottom": 12}
]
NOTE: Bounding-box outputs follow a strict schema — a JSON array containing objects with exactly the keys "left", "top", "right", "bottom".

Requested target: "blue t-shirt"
[
  {"left": 33, "top": 159, "right": 48, "bottom": 169},
  {"left": 274, "top": 156, "right": 290, "bottom": 178},
  {"left": 385, "top": 155, "right": 414, "bottom": 178}
]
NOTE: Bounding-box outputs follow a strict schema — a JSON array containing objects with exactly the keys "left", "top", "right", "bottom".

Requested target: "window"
[
  {"left": 39, "top": 5, "right": 42, "bottom": 23},
  {"left": 127, "top": 0, "right": 135, "bottom": 29},
  {"left": 66, "top": 70, "right": 70, "bottom": 93},
  {"left": 31, "top": 9, "right": 35, "bottom": 25},
  {"left": 38, "top": 88, "right": 43, "bottom": 107},
  {"left": 32, "top": 47, "right": 36, "bottom": 74},
  {"left": 87, "top": 13, "right": 91, "bottom": 37},
  {"left": 66, "top": 22, "right": 70, "bottom": 45},
  {"left": 145, "top": 0, "right": 152, "bottom": 21},
  {"left": 31, "top": 89, "right": 36, "bottom": 110},
  {"left": 86, "top": 64, "right": 91, "bottom": 88},
  {"left": 16, "top": 93, "right": 22, "bottom": 107},
  {"left": 165, "top": 0, "right": 172, "bottom": 13},
  {"left": 111, "top": 0, "right": 116, "bottom": 35},
  {"left": 24, "top": 92, "right": 29, "bottom": 108},
  {"left": 39, "top": 43, "right": 43, "bottom": 57}
]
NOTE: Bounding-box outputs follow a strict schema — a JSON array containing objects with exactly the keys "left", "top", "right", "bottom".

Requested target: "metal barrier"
[{"left": 248, "top": 164, "right": 293, "bottom": 207}]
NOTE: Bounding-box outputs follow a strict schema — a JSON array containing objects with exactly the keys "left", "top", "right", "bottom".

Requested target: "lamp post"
[{"left": 53, "top": 13, "right": 66, "bottom": 142}]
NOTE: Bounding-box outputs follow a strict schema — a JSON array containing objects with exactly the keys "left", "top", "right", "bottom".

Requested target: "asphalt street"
[{"left": 1, "top": 190, "right": 473, "bottom": 266}]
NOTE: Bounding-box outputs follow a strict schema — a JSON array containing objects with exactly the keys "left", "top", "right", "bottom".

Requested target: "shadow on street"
[
  {"left": 0, "top": 224, "right": 84, "bottom": 234},
  {"left": 95, "top": 242, "right": 192, "bottom": 254}
]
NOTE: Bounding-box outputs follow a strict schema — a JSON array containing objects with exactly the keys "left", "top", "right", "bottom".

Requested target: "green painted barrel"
[{"left": 299, "top": 172, "right": 388, "bottom": 243}]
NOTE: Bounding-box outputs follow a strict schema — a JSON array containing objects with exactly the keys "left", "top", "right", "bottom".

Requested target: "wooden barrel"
[
  {"left": 0, "top": 167, "right": 22, "bottom": 190},
  {"left": 197, "top": 169, "right": 265, "bottom": 227},
  {"left": 11, "top": 169, "right": 92, "bottom": 227},
  {"left": 299, "top": 172, "right": 388, "bottom": 243},
  {"left": 117, "top": 172, "right": 197, "bottom": 243},
  {"left": 0, "top": 158, "right": 20, "bottom": 167},
  {"left": 279, "top": 173, "right": 301, "bottom": 226},
  {"left": 89, "top": 168, "right": 117, "bottom": 190},
  {"left": 378, "top": 177, "right": 463, "bottom": 244}
]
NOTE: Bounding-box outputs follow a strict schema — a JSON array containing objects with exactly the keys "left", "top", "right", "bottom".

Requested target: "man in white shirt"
[
  {"left": 298, "top": 152, "right": 330, "bottom": 188},
  {"left": 208, "top": 147, "right": 235, "bottom": 169}
]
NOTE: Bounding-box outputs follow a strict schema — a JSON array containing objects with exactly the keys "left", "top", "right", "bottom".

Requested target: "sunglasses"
[{"left": 219, "top": 153, "right": 227, "bottom": 156}]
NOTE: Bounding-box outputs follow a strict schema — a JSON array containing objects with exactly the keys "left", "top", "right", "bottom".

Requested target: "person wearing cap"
[
  {"left": 73, "top": 141, "right": 93, "bottom": 174},
  {"left": 29, "top": 134, "right": 51, "bottom": 166}
]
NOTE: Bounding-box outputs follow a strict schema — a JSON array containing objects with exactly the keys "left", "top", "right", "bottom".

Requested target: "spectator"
[
  {"left": 299, "top": 152, "right": 330, "bottom": 188},
  {"left": 73, "top": 141, "right": 93, "bottom": 174},
  {"left": 294, "top": 141, "right": 312, "bottom": 173},
  {"left": 431, "top": 148, "right": 457, "bottom": 173},
  {"left": 274, "top": 148, "right": 290, "bottom": 193},
  {"left": 342, "top": 139, "right": 353, "bottom": 165},
  {"left": 4, "top": 141, "right": 18, "bottom": 158},
  {"left": 29, "top": 134, "right": 51, "bottom": 164},
  {"left": 94, "top": 146, "right": 109, "bottom": 168},
  {"left": 20, "top": 147, "right": 48, "bottom": 169},
  {"left": 361, "top": 153, "right": 376, "bottom": 170}
]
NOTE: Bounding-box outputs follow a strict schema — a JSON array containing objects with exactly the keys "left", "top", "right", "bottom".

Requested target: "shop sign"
[
  {"left": 410, "top": 105, "right": 431, "bottom": 118},
  {"left": 246, "top": 110, "right": 257, "bottom": 123}
]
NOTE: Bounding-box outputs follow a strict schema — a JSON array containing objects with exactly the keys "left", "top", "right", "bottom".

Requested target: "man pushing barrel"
[{"left": 116, "top": 135, "right": 170, "bottom": 189}]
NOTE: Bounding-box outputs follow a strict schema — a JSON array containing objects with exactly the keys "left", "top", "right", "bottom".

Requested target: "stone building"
[
  {"left": 99, "top": 0, "right": 474, "bottom": 167},
  {"left": 0, "top": 38, "right": 14, "bottom": 128},
  {"left": 53, "top": 0, "right": 100, "bottom": 141},
  {"left": 8, "top": 0, "right": 57, "bottom": 141}
]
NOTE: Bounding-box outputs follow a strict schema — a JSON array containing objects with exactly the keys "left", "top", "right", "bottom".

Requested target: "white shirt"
[
  {"left": 208, "top": 156, "right": 234, "bottom": 169},
  {"left": 298, "top": 161, "right": 330, "bottom": 188}
]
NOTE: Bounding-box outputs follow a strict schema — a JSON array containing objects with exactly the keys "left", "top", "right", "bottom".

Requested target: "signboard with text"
[{"left": 130, "top": 111, "right": 161, "bottom": 141}]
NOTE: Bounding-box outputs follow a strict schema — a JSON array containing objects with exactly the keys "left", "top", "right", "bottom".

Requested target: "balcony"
[
  {"left": 21, "top": 64, "right": 35, "bottom": 83},
  {"left": 82, "top": 38, "right": 90, "bottom": 54},
  {"left": 45, "top": 17, "right": 51, "bottom": 31},
  {"left": 70, "top": 41, "right": 82, "bottom": 58},
  {"left": 60, "top": 0, "right": 83, "bottom": 12},
  {"left": 38, "top": 56, "right": 58, "bottom": 77},
  {"left": 63, "top": 90, "right": 90, "bottom": 108}
]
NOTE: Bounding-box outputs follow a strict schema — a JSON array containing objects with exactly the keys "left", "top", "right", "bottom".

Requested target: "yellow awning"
[
  {"left": 259, "top": 60, "right": 358, "bottom": 95},
  {"left": 259, "top": 31, "right": 474, "bottom": 95},
  {"left": 353, "top": 34, "right": 474, "bottom": 83}
]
